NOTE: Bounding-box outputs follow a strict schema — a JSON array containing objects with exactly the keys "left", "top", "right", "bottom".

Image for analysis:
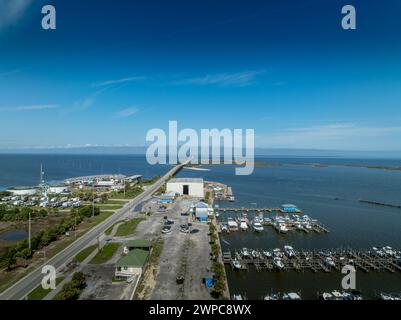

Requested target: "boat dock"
[
  {"left": 222, "top": 248, "right": 401, "bottom": 273},
  {"left": 218, "top": 207, "right": 302, "bottom": 214}
]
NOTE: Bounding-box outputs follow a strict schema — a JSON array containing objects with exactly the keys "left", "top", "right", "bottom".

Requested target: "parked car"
[
  {"left": 162, "top": 226, "right": 172, "bottom": 234},
  {"left": 180, "top": 224, "right": 190, "bottom": 233},
  {"left": 164, "top": 219, "right": 174, "bottom": 225}
]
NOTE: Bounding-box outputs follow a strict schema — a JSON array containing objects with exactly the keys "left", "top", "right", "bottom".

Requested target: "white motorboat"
[
  {"left": 282, "top": 292, "right": 301, "bottom": 300},
  {"left": 263, "top": 250, "right": 272, "bottom": 258},
  {"left": 273, "top": 257, "right": 284, "bottom": 269},
  {"left": 232, "top": 260, "right": 241, "bottom": 269},
  {"left": 383, "top": 246, "right": 396, "bottom": 257},
  {"left": 295, "top": 223, "right": 303, "bottom": 230},
  {"left": 273, "top": 248, "right": 283, "bottom": 258},
  {"left": 304, "top": 223, "right": 313, "bottom": 231},
  {"left": 252, "top": 220, "right": 264, "bottom": 232},
  {"left": 284, "top": 245, "right": 296, "bottom": 258},
  {"left": 227, "top": 218, "right": 238, "bottom": 231},
  {"left": 264, "top": 293, "right": 280, "bottom": 300},
  {"left": 239, "top": 218, "right": 248, "bottom": 231},
  {"left": 322, "top": 292, "right": 333, "bottom": 300},
  {"left": 380, "top": 293, "right": 401, "bottom": 300},
  {"left": 277, "top": 223, "right": 289, "bottom": 233},
  {"left": 251, "top": 250, "right": 260, "bottom": 259},
  {"left": 325, "top": 257, "right": 336, "bottom": 268},
  {"left": 331, "top": 291, "right": 344, "bottom": 300},
  {"left": 241, "top": 248, "right": 250, "bottom": 258},
  {"left": 263, "top": 217, "right": 272, "bottom": 225}
]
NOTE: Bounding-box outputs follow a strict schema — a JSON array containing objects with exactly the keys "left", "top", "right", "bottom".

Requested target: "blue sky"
[{"left": 0, "top": 0, "right": 401, "bottom": 151}]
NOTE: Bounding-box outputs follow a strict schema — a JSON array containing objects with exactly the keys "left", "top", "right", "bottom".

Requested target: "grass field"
[
  {"left": 97, "top": 205, "right": 123, "bottom": 210},
  {"left": 105, "top": 200, "right": 129, "bottom": 205},
  {"left": 27, "top": 277, "right": 65, "bottom": 300},
  {"left": 89, "top": 243, "right": 120, "bottom": 264},
  {"left": 0, "top": 211, "right": 115, "bottom": 294},
  {"left": 75, "top": 245, "right": 97, "bottom": 263},
  {"left": 114, "top": 218, "right": 145, "bottom": 237}
]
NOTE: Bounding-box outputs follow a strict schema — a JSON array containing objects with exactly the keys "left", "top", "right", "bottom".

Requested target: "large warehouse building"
[{"left": 166, "top": 178, "right": 204, "bottom": 198}]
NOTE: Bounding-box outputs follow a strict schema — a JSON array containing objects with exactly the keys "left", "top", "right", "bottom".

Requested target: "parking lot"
[{"left": 146, "top": 198, "right": 213, "bottom": 300}]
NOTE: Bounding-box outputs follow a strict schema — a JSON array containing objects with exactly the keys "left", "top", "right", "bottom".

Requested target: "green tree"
[
  {"left": 16, "top": 248, "right": 32, "bottom": 267},
  {"left": 1, "top": 249, "right": 17, "bottom": 270}
]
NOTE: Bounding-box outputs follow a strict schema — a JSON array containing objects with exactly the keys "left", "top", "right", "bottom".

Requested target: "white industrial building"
[
  {"left": 48, "top": 185, "right": 70, "bottom": 194},
  {"left": 7, "top": 186, "right": 39, "bottom": 196},
  {"left": 166, "top": 178, "right": 204, "bottom": 198}
]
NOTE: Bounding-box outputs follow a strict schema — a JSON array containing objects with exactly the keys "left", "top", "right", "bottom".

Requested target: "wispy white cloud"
[
  {"left": 72, "top": 97, "right": 95, "bottom": 111},
  {"left": 257, "top": 123, "right": 401, "bottom": 150},
  {"left": 115, "top": 107, "right": 139, "bottom": 118},
  {"left": 172, "top": 70, "right": 264, "bottom": 87},
  {"left": 0, "top": 0, "right": 33, "bottom": 30},
  {"left": 0, "top": 68, "right": 24, "bottom": 77},
  {"left": 0, "top": 104, "right": 59, "bottom": 111},
  {"left": 92, "top": 76, "right": 146, "bottom": 88}
]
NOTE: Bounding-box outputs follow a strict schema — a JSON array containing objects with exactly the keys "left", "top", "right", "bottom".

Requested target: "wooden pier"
[
  {"left": 222, "top": 248, "right": 401, "bottom": 274},
  {"left": 218, "top": 207, "right": 302, "bottom": 214}
]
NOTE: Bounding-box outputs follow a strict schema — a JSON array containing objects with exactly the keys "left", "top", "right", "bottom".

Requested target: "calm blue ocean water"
[{"left": 1, "top": 154, "right": 401, "bottom": 298}]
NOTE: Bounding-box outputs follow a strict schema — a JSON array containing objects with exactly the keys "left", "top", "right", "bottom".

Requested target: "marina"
[
  {"left": 218, "top": 212, "right": 330, "bottom": 235},
  {"left": 223, "top": 246, "right": 401, "bottom": 273},
  {"left": 217, "top": 206, "right": 302, "bottom": 213}
]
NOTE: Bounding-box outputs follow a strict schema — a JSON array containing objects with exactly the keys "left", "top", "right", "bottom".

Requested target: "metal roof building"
[{"left": 167, "top": 178, "right": 204, "bottom": 198}]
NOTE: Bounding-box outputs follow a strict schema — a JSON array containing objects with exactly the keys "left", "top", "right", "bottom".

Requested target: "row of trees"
[
  {"left": 0, "top": 205, "right": 100, "bottom": 271},
  {"left": 209, "top": 222, "right": 226, "bottom": 300},
  {"left": 54, "top": 272, "right": 86, "bottom": 300},
  {"left": 0, "top": 205, "right": 48, "bottom": 222}
]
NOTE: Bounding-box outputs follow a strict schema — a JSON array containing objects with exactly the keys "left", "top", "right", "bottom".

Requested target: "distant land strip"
[
  {"left": 359, "top": 199, "right": 401, "bottom": 209},
  {"left": 345, "top": 165, "right": 401, "bottom": 171},
  {"left": 187, "top": 161, "right": 401, "bottom": 171}
]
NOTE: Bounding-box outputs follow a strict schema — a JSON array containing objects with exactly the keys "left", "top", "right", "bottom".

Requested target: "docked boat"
[
  {"left": 239, "top": 218, "right": 248, "bottom": 231},
  {"left": 321, "top": 292, "right": 334, "bottom": 300},
  {"left": 227, "top": 217, "right": 239, "bottom": 232},
  {"left": 276, "top": 223, "right": 289, "bottom": 233},
  {"left": 325, "top": 257, "right": 336, "bottom": 268},
  {"left": 263, "top": 293, "right": 280, "bottom": 300},
  {"left": 295, "top": 223, "right": 303, "bottom": 231},
  {"left": 331, "top": 291, "right": 344, "bottom": 300},
  {"left": 241, "top": 248, "right": 250, "bottom": 259},
  {"left": 232, "top": 294, "right": 244, "bottom": 300},
  {"left": 284, "top": 245, "right": 296, "bottom": 258},
  {"left": 232, "top": 259, "right": 241, "bottom": 269},
  {"left": 252, "top": 219, "right": 264, "bottom": 232},
  {"left": 380, "top": 293, "right": 401, "bottom": 300},
  {"left": 383, "top": 246, "right": 396, "bottom": 257},
  {"left": 282, "top": 292, "right": 301, "bottom": 300},
  {"left": 220, "top": 224, "right": 229, "bottom": 233},
  {"left": 273, "top": 248, "right": 283, "bottom": 258},
  {"left": 251, "top": 250, "right": 260, "bottom": 259},
  {"left": 273, "top": 257, "right": 284, "bottom": 269},
  {"left": 263, "top": 250, "right": 272, "bottom": 258},
  {"left": 263, "top": 217, "right": 272, "bottom": 225}
]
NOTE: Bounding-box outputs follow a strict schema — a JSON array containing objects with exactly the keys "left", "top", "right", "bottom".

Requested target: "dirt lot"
[{"left": 79, "top": 264, "right": 131, "bottom": 300}]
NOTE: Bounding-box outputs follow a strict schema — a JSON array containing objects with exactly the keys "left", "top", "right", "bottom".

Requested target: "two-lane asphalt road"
[{"left": 0, "top": 162, "right": 186, "bottom": 300}]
